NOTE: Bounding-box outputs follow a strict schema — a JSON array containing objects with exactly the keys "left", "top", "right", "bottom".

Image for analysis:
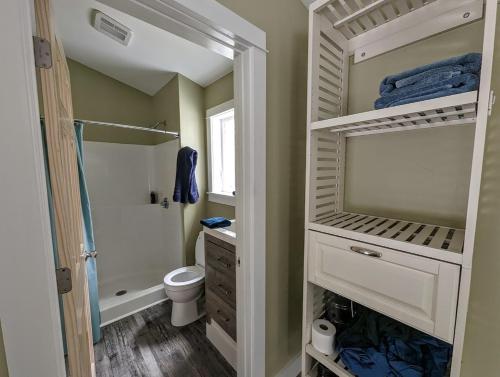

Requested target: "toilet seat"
[{"left": 164, "top": 265, "right": 204, "bottom": 292}]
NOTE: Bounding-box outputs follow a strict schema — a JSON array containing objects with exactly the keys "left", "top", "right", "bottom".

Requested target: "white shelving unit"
[{"left": 302, "top": 0, "right": 498, "bottom": 376}]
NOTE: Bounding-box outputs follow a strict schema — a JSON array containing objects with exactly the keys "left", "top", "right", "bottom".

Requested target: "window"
[{"left": 207, "top": 100, "right": 235, "bottom": 206}]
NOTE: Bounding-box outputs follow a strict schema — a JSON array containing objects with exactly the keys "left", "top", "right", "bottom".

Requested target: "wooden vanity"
[{"left": 205, "top": 233, "right": 237, "bottom": 341}]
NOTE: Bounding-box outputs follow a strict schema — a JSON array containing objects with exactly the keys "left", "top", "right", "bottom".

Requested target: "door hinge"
[
  {"left": 237, "top": 257, "right": 241, "bottom": 267},
  {"left": 33, "top": 36, "right": 52, "bottom": 69},
  {"left": 56, "top": 267, "right": 72, "bottom": 294},
  {"left": 488, "top": 90, "right": 496, "bottom": 116}
]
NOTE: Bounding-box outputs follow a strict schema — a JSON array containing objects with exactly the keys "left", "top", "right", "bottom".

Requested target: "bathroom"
[{"left": 53, "top": 0, "right": 238, "bottom": 375}]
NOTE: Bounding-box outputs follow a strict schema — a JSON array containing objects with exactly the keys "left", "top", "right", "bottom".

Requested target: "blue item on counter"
[{"left": 200, "top": 217, "right": 232, "bottom": 229}]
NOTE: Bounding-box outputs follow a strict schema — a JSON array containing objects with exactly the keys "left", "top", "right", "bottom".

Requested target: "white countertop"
[{"left": 203, "top": 221, "right": 236, "bottom": 246}]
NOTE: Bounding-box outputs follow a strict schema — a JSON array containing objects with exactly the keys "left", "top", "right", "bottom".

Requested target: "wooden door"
[{"left": 35, "top": 0, "right": 95, "bottom": 376}]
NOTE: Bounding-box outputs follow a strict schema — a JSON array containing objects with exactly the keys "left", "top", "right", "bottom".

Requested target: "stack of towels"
[{"left": 374, "top": 53, "right": 482, "bottom": 109}]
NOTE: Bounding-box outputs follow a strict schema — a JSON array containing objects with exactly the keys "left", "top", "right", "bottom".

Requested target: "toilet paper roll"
[{"left": 312, "top": 319, "right": 336, "bottom": 355}]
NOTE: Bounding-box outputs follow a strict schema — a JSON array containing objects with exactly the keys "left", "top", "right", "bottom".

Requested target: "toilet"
[{"left": 164, "top": 231, "right": 205, "bottom": 326}]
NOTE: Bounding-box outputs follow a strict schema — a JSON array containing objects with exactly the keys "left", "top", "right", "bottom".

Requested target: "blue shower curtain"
[
  {"left": 74, "top": 121, "right": 101, "bottom": 343},
  {"left": 41, "top": 120, "right": 101, "bottom": 346}
]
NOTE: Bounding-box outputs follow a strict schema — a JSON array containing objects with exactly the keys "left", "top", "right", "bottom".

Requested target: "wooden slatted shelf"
[
  {"left": 321, "top": 0, "right": 438, "bottom": 41},
  {"left": 310, "top": 212, "right": 464, "bottom": 264},
  {"left": 311, "top": 91, "right": 478, "bottom": 137},
  {"left": 305, "top": 343, "right": 355, "bottom": 377}
]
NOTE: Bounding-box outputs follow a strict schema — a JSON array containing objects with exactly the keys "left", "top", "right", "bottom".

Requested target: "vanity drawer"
[
  {"left": 308, "top": 231, "right": 460, "bottom": 343},
  {"left": 207, "top": 290, "right": 237, "bottom": 341},
  {"left": 206, "top": 264, "right": 236, "bottom": 309},
  {"left": 205, "top": 240, "right": 236, "bottom": 277},
  {"left": 205, "top": 233, "right": 235, "bottom": 254}
]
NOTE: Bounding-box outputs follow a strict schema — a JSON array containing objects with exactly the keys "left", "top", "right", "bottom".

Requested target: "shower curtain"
[
  {"left": 41, "top": 120, "right": 101, "bottom": 346},
  {"left": 74, "top": 121, "right": 101, "bottom": 343}
]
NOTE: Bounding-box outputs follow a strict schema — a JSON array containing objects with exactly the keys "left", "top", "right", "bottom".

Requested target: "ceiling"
[{"left": 53, "top": 0, "right": 233, "bottom": 95}]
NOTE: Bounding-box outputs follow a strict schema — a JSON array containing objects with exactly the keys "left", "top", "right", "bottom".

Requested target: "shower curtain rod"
[
  {"left": 40, "top": 117, "right": 179, "bottom": 138},
  {"left": 78, "top": 119, "right": 180, "bottom": 137}
]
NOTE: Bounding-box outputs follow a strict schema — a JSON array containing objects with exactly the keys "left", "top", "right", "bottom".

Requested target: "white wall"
[{"left": 84, "top": 140, "right": 184, "bottom": 292}]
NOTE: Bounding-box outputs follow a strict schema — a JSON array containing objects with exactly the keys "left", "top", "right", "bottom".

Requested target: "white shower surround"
[{"left": 84, "top": 139, "right": 183, "bottom": 325}]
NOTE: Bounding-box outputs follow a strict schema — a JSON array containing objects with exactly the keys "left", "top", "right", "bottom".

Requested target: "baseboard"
[
  {"left": 206, "top": 320, "right": 237, "bottom": 370},
  {"left": 274, "top": 353, "right": 301, "bottom": 377}
]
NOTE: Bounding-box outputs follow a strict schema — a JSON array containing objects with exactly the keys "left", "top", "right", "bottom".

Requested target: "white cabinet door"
[{"left": 308, "top": 231, "right": 460, "bottom": 342}]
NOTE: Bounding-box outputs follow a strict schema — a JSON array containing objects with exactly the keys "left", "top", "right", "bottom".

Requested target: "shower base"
[{"left": 99, "top": 271, "right": 167, "bottom": 326}]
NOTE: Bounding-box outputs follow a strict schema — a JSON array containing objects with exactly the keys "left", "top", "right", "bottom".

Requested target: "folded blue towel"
[
  {"left": 200, "top": 217, "right": 232, "bottom": 229},
  {"left": 374, "top": 73, "right": 479, "bottom": 109},
  {"left": 379, "top": 53, "right": 482, "bottom": 95}
]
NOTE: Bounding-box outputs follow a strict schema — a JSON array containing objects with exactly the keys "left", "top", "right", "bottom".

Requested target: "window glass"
[{"left": 209, "top": 108, "right": 235, "bottom": 196}]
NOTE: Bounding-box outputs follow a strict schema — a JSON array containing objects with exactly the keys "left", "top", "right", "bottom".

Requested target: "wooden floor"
[{"left": 95, "top": 301, "right": 236, "bottom": 377}]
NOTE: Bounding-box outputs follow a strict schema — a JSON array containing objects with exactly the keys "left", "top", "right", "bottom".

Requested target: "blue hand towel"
[
  {"left": 374, "top": 73, "right": 479, "bottom": 109},
  {"left": 200, "top": 217, "right": 232, "bottom": 229},
  {"left": 173, "top": 146, "right": 199, "bottom": 204},
  {"left": 379, "top": 53, "right": 482, "bottom": 95}
]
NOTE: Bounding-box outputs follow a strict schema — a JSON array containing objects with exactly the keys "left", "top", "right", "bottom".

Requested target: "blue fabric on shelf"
[
  {"left": 173, "top": 146, "right": 199, "bottom": 204},
  {"left": 336, "top": 308, "right": 452, "bottom": 377},
  {"left": 200, "top": 217, "right": 232, "bottom": 229},
  {"left": 379, "top": 53, "right": 482, "bottom": 95},
  {"left": 74, "top": 122, "right": 101, "bottom": 344},
  {"left": 374, "top": 73, "right": 480, "bottom": 109}
]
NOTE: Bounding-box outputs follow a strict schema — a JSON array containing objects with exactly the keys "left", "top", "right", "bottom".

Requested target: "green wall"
[
  {"left": 68, "top": 59, "right": 158, "bottom": 145},
  {"left": 461, "top": 13, "right": 500, "bottom": 377},
  {"left": 178, "top": 75, "right": 208, "bottom": 265},
  {"left": 0, "top": 322, "right": 8, "bottom": 377},
  {"left": 205, "top": 1, "right": 309, "bottom": 375},
  {"left": 345, "top": 21, "right": 483, "bottom": 228},
  {"left": 204, "top": 72, "right": 236, "bottom": 220}
]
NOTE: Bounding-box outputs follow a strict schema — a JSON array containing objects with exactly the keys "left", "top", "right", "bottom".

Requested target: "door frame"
[{"left": 1, "top": 0, "right": 267, "bottom": 376}]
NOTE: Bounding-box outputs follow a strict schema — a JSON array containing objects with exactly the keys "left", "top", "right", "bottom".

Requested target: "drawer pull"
[
  {"left": 350, "top": 246, "right": 382, "bottom": 258},
  {"left": 216, "top": 309, "right": 231, "bottom": 322},
  {"left": 216, "top": 256, "right": 232, "bottom": 269},
  {"left": 217, "top": 283, "right": 232, "bottom": 296}
]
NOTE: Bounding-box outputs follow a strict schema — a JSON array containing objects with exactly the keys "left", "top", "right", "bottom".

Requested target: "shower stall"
[{"left": 84, "top": 139, "right": 183, "bottom": 325}]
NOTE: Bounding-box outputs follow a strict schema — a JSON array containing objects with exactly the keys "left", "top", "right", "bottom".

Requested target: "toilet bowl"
[{"left": 164, "top": 231, "right": 205, "bottom": 326}]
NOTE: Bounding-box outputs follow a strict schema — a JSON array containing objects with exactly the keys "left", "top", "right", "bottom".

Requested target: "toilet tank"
[{"left": 195, "top": 231, "right": 205, "bottom": 267}]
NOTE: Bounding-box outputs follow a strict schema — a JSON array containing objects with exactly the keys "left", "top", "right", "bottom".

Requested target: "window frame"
[{"left": 206, "top": 99, "right": 236, "bottom": 206}]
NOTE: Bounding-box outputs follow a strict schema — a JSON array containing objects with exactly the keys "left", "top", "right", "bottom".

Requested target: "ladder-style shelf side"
[
  {"left": 305, "top": 344, "right": 355, "bottom": 377},
  {"left": 310, "top": 212, "right": 464, "bottom": 264},
  {"left": 311, "top": 91, "right": 478, "bottom": 137}
]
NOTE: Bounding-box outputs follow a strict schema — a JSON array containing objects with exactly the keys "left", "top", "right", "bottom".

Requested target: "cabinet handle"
[
  {"left": 216, "top": 309, "right": 231, "bottom": 322},
  {"left": 217, "top": 283, "right": 231, "bottom": 296},
  {"left": 350, "top": 246, "right": 382, "bottom": 258},
  {"left": 216, "top": 256, "right": 231, "bottom": 269}
]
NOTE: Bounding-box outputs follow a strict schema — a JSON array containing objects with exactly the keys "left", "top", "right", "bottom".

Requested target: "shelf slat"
[
  {"left": 311, "top": 211, "right": 464, "bottom": 265},
  {"left": 305, "top": 343, "right": 355, "bottom": 377},
  {"left": 311, "top": 91, "right": 478, "bottom": 137}
]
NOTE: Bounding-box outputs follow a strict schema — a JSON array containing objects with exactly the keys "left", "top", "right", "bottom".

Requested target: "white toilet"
[{"left": 164, "top": 231, "right": 205, "bottom": 326}]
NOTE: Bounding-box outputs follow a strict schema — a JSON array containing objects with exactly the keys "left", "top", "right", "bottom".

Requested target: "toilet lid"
[{"left": 164, "top": 266, "right": 204, "bottom": 291}]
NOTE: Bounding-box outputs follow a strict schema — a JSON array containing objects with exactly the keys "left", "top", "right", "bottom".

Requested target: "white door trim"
[
  {"left": 2, "top": 0, "right": 267, "bottom": 376},
  {"left": 0, "top": 0, "right": 66, "bottom": 376}
]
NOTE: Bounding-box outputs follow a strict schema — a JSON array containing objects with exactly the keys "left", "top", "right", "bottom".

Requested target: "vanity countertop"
[{"left": 203, "top": 220, "right": 236, "bottom": 246}]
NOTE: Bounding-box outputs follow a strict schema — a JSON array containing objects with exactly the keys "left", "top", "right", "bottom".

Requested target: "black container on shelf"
[{"left": 323, "top": 291, "right": 356, "bottom": 333}]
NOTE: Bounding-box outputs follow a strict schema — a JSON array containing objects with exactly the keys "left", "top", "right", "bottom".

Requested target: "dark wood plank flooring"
[{"left": 95, "top": 301, "right": 236, "bottom": 377}]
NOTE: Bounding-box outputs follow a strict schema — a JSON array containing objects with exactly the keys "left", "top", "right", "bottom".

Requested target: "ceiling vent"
[{"left": 93, "top": 11, "right": 132, "bottom": 46}]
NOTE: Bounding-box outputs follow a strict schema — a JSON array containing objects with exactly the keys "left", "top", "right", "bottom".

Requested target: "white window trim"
[{"left": 206, "top": 99, "right": 236, "bottom": 207}]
